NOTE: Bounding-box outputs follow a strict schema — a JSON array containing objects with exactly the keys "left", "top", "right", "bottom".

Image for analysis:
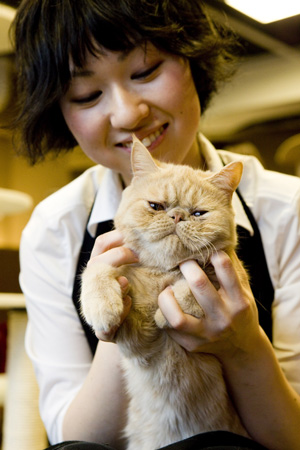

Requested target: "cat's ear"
[
  {"left": 208, "top": 161, "right": 243, "bottom": 197},
  {"left": 131, "top": 134, "right": 159, "bottom": 178}
]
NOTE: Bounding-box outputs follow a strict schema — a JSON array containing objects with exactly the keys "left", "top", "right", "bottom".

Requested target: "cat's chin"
[
  {"left": 138, "top": 250, "right": 210, "bottom": 272},
  {"left": 170, "top": 254, "right": 210, "bottom": 270}
]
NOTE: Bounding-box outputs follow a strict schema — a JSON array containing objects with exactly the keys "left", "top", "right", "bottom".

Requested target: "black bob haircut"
[{"left": 11, "top": 0, "right": 237, "bottom": 164}]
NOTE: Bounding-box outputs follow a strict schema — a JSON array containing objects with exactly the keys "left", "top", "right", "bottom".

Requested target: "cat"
[{"left": 80, "top": 136, "right": 248, "bottom": 450}]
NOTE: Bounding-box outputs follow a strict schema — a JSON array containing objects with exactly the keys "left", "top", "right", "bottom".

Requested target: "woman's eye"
[
  {"left": 192, "top": 210, "right": 208, "bottom": 217},
  {"left": 71, "top": 91, "right": 102, "bottom": 104},
  {"left": 149, "top": 202, "right": 165, "bottom": 211},
  {"left": 132, "top": 62, "right": 162, "bottom": 80}
]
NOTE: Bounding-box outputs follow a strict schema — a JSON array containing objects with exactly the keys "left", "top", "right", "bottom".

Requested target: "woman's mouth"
[{"left": 118, "top": 124, "right": 168, "bottom": 152}]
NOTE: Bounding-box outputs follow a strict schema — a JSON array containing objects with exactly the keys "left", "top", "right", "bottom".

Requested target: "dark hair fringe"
[{"left": 10, "top": 0, "right": 239, "bottom": 165}]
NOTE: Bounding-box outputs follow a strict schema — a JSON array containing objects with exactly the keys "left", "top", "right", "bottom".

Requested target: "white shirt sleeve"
[
  {"left": 219, "top": 149, "right": 300, "bottom": 394},
  {"left": 242, "top": 157, "right": 300, "bottom": 394},
  {"left": 270, "top": 181, "right": 300, "bottom": 394},
  {"left": 20, "top": 185, "right": 94, "bottom": 444}
]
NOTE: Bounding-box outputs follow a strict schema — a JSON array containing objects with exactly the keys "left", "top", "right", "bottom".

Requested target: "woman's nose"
[{"left": 109, "top": 86, "right": 150, "bottom": 130}]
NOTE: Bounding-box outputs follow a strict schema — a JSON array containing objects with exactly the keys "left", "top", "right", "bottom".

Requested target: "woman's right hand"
[{"left": 87, "top": 229, "right": 139, "bottom": 341}]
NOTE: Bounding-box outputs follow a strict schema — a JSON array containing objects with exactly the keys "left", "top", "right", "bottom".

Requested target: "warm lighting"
[
  {"left": 225, "top": 1, "right": 300, "bottom": 23},
  {"left": 0, "top": 4, "right": 16, "bottom": 54},
  {"left": 0, "top": 188, "right": 33, "bottom": 219}
]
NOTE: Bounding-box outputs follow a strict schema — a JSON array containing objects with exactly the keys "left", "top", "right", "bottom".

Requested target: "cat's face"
[{"left": 114, "top": 138, "right": 243, "bottom": 270}]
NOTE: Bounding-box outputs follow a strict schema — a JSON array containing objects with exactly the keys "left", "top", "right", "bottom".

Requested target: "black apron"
[{"left": 72, "top": 191, "right": 274, "bottom": 356}]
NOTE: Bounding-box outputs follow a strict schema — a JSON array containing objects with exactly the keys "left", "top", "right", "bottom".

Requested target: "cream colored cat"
[{"left": 80, "top": 137, "right": 248, "bottom": 450}]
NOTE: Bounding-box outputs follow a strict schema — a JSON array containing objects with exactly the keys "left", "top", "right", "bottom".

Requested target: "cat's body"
[{"left": 81, "top": 138, "right": 248, "bottom": 449}]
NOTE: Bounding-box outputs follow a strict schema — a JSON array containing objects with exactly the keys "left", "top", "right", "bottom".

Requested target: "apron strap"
[
  {"left": 235, "top": 190, "right": 274, "bottom": 342},
  {"left": 72, "top": 220, "right": 114, "bottom": 356}
]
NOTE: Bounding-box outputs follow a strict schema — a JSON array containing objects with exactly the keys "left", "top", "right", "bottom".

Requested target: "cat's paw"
[
  {"left": 80, "top": 263, "right": 124, "bottom": 333},
  {"left": 172, "top": 279, "right": 204, "bottom": 319},
  {"left": 154, "top": 308, "right": 169, "bottom": 329}
]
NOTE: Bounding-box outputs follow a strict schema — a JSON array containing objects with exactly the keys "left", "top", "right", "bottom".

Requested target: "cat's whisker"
[{"left": 195, "top": 238, "right": 218, "bottom": 267}]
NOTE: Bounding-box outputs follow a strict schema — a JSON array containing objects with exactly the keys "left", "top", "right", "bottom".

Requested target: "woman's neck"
[{"left": 181, "top": 136, "right": 207, "bottom": 171}]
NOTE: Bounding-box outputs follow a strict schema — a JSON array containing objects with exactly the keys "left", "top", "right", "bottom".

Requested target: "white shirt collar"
[
  {"left": 88, "top": 169, "right": 123, "bottom": 237},
  {"left": 199, "top": 134, "right": 254, "bottom": 235},
  {"left": 88, "top": 133, "right": 253, "bottom": 237}
]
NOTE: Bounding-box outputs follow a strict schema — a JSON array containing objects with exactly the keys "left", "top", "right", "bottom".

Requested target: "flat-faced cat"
[{"left": 80, "top": 137, "right": 248, "bottom": 450}]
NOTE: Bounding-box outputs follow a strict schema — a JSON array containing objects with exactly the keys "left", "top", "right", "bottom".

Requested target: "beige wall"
[{"left": 0, "top": 131, "right": 94, "bottom": 249}]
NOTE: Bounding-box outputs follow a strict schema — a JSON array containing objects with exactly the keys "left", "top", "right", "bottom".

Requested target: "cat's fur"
[{"left": 80, "top": 137, "right": 248, "bottom": 449}]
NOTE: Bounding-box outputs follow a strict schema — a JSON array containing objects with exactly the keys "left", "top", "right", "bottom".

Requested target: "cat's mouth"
[{"left": 165, "top": 229, "right": 213, "bottom": 266}]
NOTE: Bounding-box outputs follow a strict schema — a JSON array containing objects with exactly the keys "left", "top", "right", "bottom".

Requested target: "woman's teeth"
[
  {"left": 141, "top": 127, "right": 163, "bottom": 147},
  {"left": 124, "top": 126, "right": 165, "bottom": 149}
]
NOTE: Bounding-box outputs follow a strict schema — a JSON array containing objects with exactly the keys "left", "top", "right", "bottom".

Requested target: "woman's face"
[{"left": 60, "top": 43, "right": 201, "bottom": 185}]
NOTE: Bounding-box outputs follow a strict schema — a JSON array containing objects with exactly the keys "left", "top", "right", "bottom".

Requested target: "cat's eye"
[
  {"left": 148, "top": 202, "right": 165, "bottom": 211},
  {"left": 192, "top": 210, "right": 208, "bottom": 217}
]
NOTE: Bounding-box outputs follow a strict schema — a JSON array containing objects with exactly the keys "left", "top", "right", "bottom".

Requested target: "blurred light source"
[
  {"left": 275, "top": 134, "right": 300, "bottom": 177},
  {"left": 225, "top": 1, "right": 300, "bottom": 23},
  {"left": 0, "top": 188, "right": 33, "bottom": 219},
  {"left": 0, "top": 4, "right": 15, "bottom": 54}
]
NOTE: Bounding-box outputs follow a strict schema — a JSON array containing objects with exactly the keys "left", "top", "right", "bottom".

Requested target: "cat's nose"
[{"left": 170, "top": 211, "right": 185, "bottom": 224}]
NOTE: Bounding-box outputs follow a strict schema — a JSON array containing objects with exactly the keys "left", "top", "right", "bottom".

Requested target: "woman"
[{"left": 12, "top": 0, "right": 300, "bottom": 449}]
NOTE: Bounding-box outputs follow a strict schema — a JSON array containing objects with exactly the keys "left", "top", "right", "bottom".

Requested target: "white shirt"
[{"left": 20, "top": 135, "right": 300, "bottom": 444}]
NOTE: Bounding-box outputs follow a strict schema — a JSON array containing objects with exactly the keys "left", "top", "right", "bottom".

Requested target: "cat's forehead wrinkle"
[
  {"left": 132, "top": 165, "right": 225, "bottom": 209},
  {"left": 152, "top": 178, "right": 205, "bottom": 211}
]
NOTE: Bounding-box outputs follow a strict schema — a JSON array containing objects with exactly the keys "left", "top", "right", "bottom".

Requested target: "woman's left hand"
[
  {"left": 157, "top": 250, "right": 261, "bottom": 362},
  {"left": 159, "top": 251, "right": 300, "bottom": 450}
]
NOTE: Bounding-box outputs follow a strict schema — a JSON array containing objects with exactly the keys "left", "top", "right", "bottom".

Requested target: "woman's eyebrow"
[
  {"left": 70, "top": 50, "right": 132, "bottom": 78},
  {"left": 71, "top": 69, "right": 94, "bottom": 78}
]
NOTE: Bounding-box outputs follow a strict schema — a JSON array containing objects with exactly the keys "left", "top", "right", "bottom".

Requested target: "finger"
[
  {"left": 158, "top": 286, "right": 202, "bottom": 333},
  {"left": 122, "top": 294, "right": 132, "bottom": 319},
  {"left": 179, "top": 260, "right": 223, "bottom": 315},
  {"left": 158, "top": 286, "right": 186, "bottom": 330},
  {"left": 210, "top": 251, "right": 251, "bottom": 299},
  {"left": 229, "top": 251, "right": 250, "bottom": 286},
  {"left": 91, "top": 229, "right": 124, "bottom": 259},
  {"left": 88, "top": 246, "right": 139, "bottom": 268},
  {"left": 166, "top": 328, "right": 205, "bottom": 353},
  {"left": 210, "top": 251, "right": 237, "bottom": 291},
  {"left": 117, "top": 276, "right": 130, "bottom": 296},
  {"left": 210, "top": 251, "right": 254, "bottom": 318}
]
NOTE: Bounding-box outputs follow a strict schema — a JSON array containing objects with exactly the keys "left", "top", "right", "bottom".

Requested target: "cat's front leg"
[
  {"left": 155, "top": 278, "right": 204, "bottom": 329},
  {"left": 80, "top": 262, "right": 124, "bottom": 333}
]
